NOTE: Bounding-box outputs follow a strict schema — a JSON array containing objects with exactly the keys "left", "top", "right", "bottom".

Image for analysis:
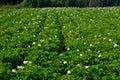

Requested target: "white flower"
[
  {"left": 94, "top": 35, "right": 97, "bottom": 37},
  {"left": 108, "top": 39, "right": 112, "bottom": 42},
  {"left": 55, "top": 35, "right": 57, "bottom": 38},
  {"left": 84, "top": 42, "right": 86, "bottom": 45},
  {"left": 97, "top": 51, "right": 100, "bottom": 53},
  {"left": 77, "top": 49, "right": 79, "bottom": 52},
  {"left": 17, "top": 66, "right": 24, "bottom": 69},
  {"left": 103, "top": 37, "right": 106, "bottom": 40},
  {"left": 60, "top": 54, "right": 63, "bottom": 56},
  {"left": 97, "top": 42, "right": 100, "bottom": 44},
  {"left": 98, "top": 54, "right": 101, "bottom": 58},
  {"left": 114, "top": 43, "right": 118, "bottom": 48},
  {"left": 76, "top": 38, "right": 80, "bottom": 40},
  {"left": 67, "top": 70, "right": 71, "bottom": 74},
  {"left": 85, "top": 66, "right": 89, "bottom": 69},
  {"left": 80, "top": 54, "right": 83, "bottom": 57},
  {"left": 12, "top": 69, "right": 16, "bottom": 73},
  {"left": 107, "top": 33, "right": 110, "bottom": 35},
  {"left": 63, "top": 61, "right": 67, "bottom": 64},
  {"left": 90, "top": 44, "right": 93, "bottom": 47},
  {"left": 63, "top": 26, "right": 66, "bottom": 28},
  {"left": 32, "top": 18, "right": 35, "bottom": 21},
  {"left": 23, "top": 61, "right": 28, "bottom": 64},
  {"left": 33, "top": 35, "right": 35, "bottom": 37},
  {"left": 17, "top": 30, "right": 20, "bottom": 32},
  {"left": 88, "top": 49, "right": 91, "bottom": 51},
  {"left": 44, "top": 27, "right": 47, "bottom": 29},
  {"left": 38, "top": 44, "right": 41, "bottom": 47},
  {"left": 77, "top": 64, "right": 80, "bottom": 66},
  {"left": 23, "top": 61, "right": 32, "bottom": 64},
  {"left": 40, "top": 39, "right": 44, "bottom": 43},
  {"left": 28, "top": 45, "right": 31, "bottom": 48},
  {"left": 67, "top": 48, "right": 70, "bottom": 51},
  {"left": 49, "top": 38, "right": 52, "bottom": 40},
  {"left": 32, "top": 42, "right": 36, "bottom": 45},
  {"left": 69, "top": 31, "right": 72, "bottom": 33}
]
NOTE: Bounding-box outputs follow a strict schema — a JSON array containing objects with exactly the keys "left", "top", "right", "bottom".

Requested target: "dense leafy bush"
[
  {"left": 0, "top": 7, "right": 120, "bottom": 79},
  {"left": 1, "top": 0, "right": 120, "bottom": 7},
  {"left": 100, "top": 0, "right": 120, "bottom": 6},
  {"left": 20, "top": 0, "right": 96, "bottom": 8}
]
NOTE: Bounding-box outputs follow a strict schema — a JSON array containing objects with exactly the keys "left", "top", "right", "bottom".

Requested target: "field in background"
[{"left": 0, "top": 7, "right": 120, "bottom": 79}]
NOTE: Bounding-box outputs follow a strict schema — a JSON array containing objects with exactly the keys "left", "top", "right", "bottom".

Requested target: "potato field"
[{"left": 0, "top": 7, "right": 120, "bottom": 79}]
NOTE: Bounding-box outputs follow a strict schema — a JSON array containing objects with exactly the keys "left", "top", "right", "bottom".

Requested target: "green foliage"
[
  {"left": 1, "top": 0, "right": 120, "bottom": 8},
  {"left": 20, "top": 0, "right": 95, "bottom": 8},
  {"left": 100, "top": 0, "right": 120, "bottom": 6},
  {"left": 0, "top": 7, "right": 120, "bottom": 79}
]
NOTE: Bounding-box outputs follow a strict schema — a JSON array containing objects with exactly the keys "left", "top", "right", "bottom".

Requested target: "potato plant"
[{"left": 0, "top": 7, "right": 120, "bottom": 80}]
